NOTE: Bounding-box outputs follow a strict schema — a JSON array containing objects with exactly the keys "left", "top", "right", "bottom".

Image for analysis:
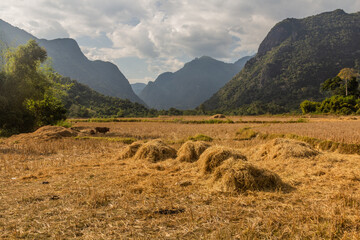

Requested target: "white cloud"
[{"left": 0, "top": 0, "right": 359, "bottom": 83}]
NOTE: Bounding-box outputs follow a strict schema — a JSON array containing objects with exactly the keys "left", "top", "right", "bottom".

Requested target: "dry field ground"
[{"left": 1, "top": 115, "right": 360, "bottom": 239}]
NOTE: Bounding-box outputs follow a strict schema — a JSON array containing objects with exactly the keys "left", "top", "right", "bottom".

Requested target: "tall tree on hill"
[{"left": 337, "top": 68, "right": 359, "bottom": 96}]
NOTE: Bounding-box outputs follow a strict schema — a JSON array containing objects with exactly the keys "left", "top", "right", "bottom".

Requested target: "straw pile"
[
  {"left": 118, "top": 141, "right": 143, "bottom": 160},
  {"left": 134, "top": 139, "right": 177, "bottom": 162},
  {"left": 176, "top": 141, "right": 211, "bottom": 162},
  {"left": 198, "top": 146, "right": 247, "bottom": 174},
  {"left": 6, "top": 126, "right": 78, "bottom": 143},
  {"left": 211, "top": 158, "right": 285, "bottom": 192},
  {"left": 257, "top": 138, "right": 319, "bottom": 160}
]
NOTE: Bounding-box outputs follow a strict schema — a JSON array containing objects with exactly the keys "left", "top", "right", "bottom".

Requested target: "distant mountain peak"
[{"left": 139, "top": 55, "right": 252, "bottom": 110}]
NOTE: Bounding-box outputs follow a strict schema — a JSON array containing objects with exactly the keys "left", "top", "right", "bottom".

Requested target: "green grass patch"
[
  {"left": 188, "top": 134, "right": 213, "bottom": 142},
  {"left": 236, "top": 127, "right": 258, "bottom": 140},
  {"left": 55, "top": 120, "right": 72, "bottom": 128}
]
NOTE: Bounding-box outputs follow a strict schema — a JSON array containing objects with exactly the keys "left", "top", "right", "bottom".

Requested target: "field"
[{"left": 1, "top": 115, "right": 360, "bottom": 239}]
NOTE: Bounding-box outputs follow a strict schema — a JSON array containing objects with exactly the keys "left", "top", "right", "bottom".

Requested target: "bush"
[
  {"left": 55, "top": 120, "right": 72, "bottom": 128},
  {"left": 26, "top": 94, "right": 67, "bottom": 127},
  {"left": 317, "top": 95, "right": 358, "bottom": 114},
  {"left": 300, "top": 100, "right": 320, "bottom": 114}
]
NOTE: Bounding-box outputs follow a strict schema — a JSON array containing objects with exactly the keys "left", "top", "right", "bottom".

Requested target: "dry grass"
[
  {"left": 198, "top": 146, "right": 247, "bottom": 174},
  {"left": 255, "top": 120, "right": 360, "bottom": 144},
  {"left": 254, "top": 138, "right": 320, "bottom": 160},
  {"left": 176, "top": 141, "right": 210, "bottom": 162},
  {"left": 117, "top": 141, "right": 143, "bottom": 159},
  {"left": 133, "top": 139, "right": 177, "bottom": 162},
  {"left": 211, "top": 158, "right": 286, "bottom": 193},
  {"left": 1, "top": 117, "right": 360, "bottom": 239}
]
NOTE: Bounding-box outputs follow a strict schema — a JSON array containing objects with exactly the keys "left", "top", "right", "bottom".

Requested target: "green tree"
[
  {"left": 26, "top": 94, "right": 67, "bottom": 126},
  {"left": 0, "top": 40, "right": 67, "bottom": 135},
  {"left": 320, "top": 76, "right": 345, "bottom": 96}
]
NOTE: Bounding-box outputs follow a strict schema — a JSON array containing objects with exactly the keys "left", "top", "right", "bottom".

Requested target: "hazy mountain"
[
  {"left": 202, "top": 9, "right": 360, "bottom": 114},
  {"left": 131, "top": 83, "right": 147, "bottom": 96},
  {"left": 0, "top": 19, "right": 144, "bottom": 104},
  {"left": 234, "top": 55, "right": 253, "bottom": 69},
  {"left": 139, "top": 56, "right": 252, "bottom": 110}
]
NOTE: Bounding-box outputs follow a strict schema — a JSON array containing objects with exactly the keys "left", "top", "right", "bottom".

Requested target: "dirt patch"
[
  {"left": 176, "top": 141, "right": 211, "bottom": 162},
  {"left": 134, "top": 139, "right": 177, "bottom": 163},
  {"left": 6, "top": 126, "right": 78, "bottom": 144},
  {"left": 198, "top": 146, "right": 247, "bottom": 174},
  {"left": 211, "top": 158, "right": 286, "bottom": 193}
]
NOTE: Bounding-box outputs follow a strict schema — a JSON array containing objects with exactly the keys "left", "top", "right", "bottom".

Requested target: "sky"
[{"left": 0, "top": 1, "right": 359, "bottom": 84}]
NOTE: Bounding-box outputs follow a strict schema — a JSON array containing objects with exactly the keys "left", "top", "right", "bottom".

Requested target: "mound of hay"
[
  {"left": 176, "top": 141, "right": 211, "bottom": 162},
  {"left": 211, "top": 158, "right": 285, "bottom": 192},
  {"left": 6, "top": 126, "right": 78, "bottom": 144},
  {"left": 134, "top": 139, "right": 177, "bottom": 163},
  {"left": 212, "top": 114, "right": 226, "bottom": 119},
  {"left": 118, "top": 141, "right": 143, "bottom": 159},
  {"left": 198, "top": 146, "right": 247, "bottom": 174},
  {"left": 257, "top": 138, "right": 319, "bottom": 160}
]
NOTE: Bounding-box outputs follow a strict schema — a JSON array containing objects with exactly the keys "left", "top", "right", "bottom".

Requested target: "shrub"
[{"left": 300, "top": 100, "right": 321, "bottom": 114}]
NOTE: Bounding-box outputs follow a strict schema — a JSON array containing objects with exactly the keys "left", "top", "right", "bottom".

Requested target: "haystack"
[
  {"left": 212, "top": 114, "right": 226, "bottom": 119},
  {"left": 134, "top": 139, "right": 177, "bottom": 163},
  {"left": 6, "top": 126, "right": 78, "bottom": 143},
  {"left": 211, "top": 158, "right": 285, "bottom": 192},
  {"left": 176, "top": 141, "right": 211, "bottom": 162},
  {"left": 257, "top": 138, "right": 319, "bottom": 160},
  {"left": 198, "top": 146, "right": 247, "bottom": 174},
  {"left": 118, "top": 141, "right": 143, "bottom": 160}
]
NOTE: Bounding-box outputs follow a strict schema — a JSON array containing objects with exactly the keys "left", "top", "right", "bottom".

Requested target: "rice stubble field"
[{"left": 1, "top": 116, "right": 360, "bottom": 239}]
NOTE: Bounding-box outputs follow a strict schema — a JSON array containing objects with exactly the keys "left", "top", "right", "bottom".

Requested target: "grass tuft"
[
  {"left": 236, "top": 127, "right": 258, "bottom": 140},
  {"left": 188, "top": 134, "right": 213, "bottom": 142}
]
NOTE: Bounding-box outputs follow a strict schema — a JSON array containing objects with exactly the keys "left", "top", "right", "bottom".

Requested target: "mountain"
[
  {"left": 131, "top": 83, "right": 147, "bottom": 96},
  {"left": 59, "top": 78, "right": 151, "bottom": 118},
  {"left": 139, "top": 56, "right": 252, "bottom": 110},
  {"left": 234, "top": 55, "right": 254, "bottom": 69},
  {"left": 202, "top": 9, "right": 360, "bottom": 114},
  {"left": 0, "top": 19, "right": 144, "bottom": 104}
]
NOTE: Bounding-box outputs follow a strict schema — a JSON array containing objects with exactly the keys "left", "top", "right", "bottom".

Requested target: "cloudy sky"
[{"left": 0, "top": 1, "right": 359, "bottom": 83}]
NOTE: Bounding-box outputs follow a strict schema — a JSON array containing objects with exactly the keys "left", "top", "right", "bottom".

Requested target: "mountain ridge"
[
  {"left": 0, "top": 19, "right": 144, "bottom": 104},
  {"left": 202, "top": 9, "right": 360, "bottom": 114}
]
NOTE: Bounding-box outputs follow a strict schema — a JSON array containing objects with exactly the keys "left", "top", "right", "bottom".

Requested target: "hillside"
[
  {"left": 202, "top": 9, "right": 360, "bottom": 114},
  {"left": 131, "top": 83, "right": 147, "bottom": 96},
  {"left": 59, "top": 78, "right": 152, "bottom": 118},
  {"left": 0, "top": 19, "right": 144, "bottom": 104},
  {"left": 139, "top": 56, "right": 251, "bottom": 110}
]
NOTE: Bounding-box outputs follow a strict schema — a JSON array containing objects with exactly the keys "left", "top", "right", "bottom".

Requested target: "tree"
[
  {"left": 337, "top": 68, "right": 359, "bottom": 96},
  {"left": 320, "top": 76, "right": 344, "bottom": 96},
  {"left": 0, "top": 40, "right": 67, "bottom": 135}
]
